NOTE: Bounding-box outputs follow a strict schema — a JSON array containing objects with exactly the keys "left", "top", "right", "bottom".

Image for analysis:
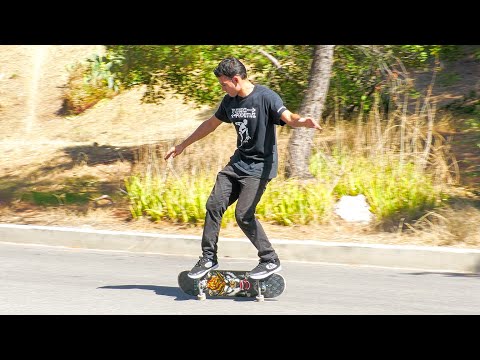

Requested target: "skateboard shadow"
[
  {"left": 98, "top": 284, "right": 261, "bottom": 302},
  {"left": 98, "top": 284, "right": 193, "bottom": 301}
]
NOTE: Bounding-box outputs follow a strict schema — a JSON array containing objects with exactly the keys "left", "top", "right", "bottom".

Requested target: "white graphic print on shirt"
[
  {"left": 232, "top": 108, "right": 255, "bottom": 146},
  {"left": 234, "top": 119, "right": 251, "bottom": 145}
]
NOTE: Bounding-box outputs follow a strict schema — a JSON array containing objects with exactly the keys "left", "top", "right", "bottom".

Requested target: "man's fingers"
[
  {"left": 164, "top": 148, "right": 174, "bottom": 161},
  {"left": 308, "top": 119, "right": 322, "bottom": 130}
]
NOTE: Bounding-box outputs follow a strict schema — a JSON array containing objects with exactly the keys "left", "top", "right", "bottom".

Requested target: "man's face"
[{"left": 217, "top": 75, "right": 239, "bottom": 97}]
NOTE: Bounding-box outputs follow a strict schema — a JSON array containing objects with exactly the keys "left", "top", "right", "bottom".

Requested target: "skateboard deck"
[{"left": 178, "top": 269, "right": 286, "bottom": 301}]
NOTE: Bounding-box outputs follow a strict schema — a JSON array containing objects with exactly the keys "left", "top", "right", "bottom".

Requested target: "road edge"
[{"left": 1, "top": 223, "right": 480, "bottom": 273}]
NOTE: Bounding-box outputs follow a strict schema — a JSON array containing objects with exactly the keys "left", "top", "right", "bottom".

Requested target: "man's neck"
[{"left": 238, "top": 81, "right": 255, "bottom": 98}]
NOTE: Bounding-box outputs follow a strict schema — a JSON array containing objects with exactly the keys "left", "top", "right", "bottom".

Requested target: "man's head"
[
  {"left": 213, "top": 57, "right": 247, "bottom": 79},
  {"left": 214, "top": 57, "right": 248, "bottom": 97}
]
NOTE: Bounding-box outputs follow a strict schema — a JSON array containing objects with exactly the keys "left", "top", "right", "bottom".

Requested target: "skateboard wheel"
[
  {"left": 197, "top": 293, "right": 206, "bottom": 301},
  {"left": 255, "top": 295, "right": 265, "bottom": 302}
]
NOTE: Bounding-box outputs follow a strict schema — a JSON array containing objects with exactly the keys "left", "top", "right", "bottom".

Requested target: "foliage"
[
  {"left": 106, "top": 45, "right": 312, "bottom": 111},
  {"left": 61, "top": 44, "right": 463, "bottom": 120},
  {"left": 105, "top": 45, "right": 453, "bottom": 117},
  {"left": 62, "top": 52, "right": 122, "bottom": 115},
  {"left": 328, "top": 45, "right": 446, "bottom": 117},
  {"left": 124, "top": 170, "right": 333, "bottom": 226},
  {"left": 124, "top": 150, "right": 444, "bottom": 228},
  {"left": 309, "top": 151, "right": 443, "bottom": 228}
]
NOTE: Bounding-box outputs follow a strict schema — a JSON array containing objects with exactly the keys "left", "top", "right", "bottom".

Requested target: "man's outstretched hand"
[
  {"left": 299, "top": 117, "right": 322, "bottom": 130},
  {"left": 164, "top": 144, "right": 184, "bottom": 161}
]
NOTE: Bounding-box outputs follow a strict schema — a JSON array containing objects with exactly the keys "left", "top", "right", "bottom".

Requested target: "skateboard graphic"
[{"left": 178, "top": 269, "right": 286, "bottom": 301}]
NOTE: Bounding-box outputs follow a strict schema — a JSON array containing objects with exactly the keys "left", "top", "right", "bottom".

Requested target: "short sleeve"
[
  {"left": 268, "top": 90, "right": 287, "bottom": 126},
  {"left": 214, "top": 96, "right": 231, "bottom": 123}
]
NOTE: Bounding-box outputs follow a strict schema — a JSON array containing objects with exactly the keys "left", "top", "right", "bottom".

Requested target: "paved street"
[{"left": 1, "top": 241, "right": 479, "bottom": 314}]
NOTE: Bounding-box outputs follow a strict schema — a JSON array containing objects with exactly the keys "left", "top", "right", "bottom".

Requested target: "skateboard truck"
[
  {"left": 255, "top": 280, "right": 264, "bottom": 302},
  {"left": 197, "top": 278, "right": 207, "bottom": 301}
]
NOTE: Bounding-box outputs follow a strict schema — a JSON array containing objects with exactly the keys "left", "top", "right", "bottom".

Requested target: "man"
[{"left": 164, "top": 57, "right": 322, "bottom": 280}]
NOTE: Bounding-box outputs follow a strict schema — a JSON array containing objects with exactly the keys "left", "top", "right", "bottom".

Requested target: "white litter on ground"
[{"left": 334, "top": 194, "right": 374, "bottom": 223}]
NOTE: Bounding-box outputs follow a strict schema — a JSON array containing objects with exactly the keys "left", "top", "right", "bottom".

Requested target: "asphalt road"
[{"left": 1, "top": 241, "right": 479, "bottom": 315}]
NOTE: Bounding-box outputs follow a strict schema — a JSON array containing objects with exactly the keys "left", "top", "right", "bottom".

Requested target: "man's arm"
[
  {"left": 280, "top": 109, "right": 322, "bottom": 130},
  {"left": 164, "top": 115, "right": 223, "bottom": 160}
]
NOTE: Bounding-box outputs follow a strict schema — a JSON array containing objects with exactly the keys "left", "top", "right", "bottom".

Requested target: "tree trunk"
[{"left": 285, "top": 45, "right": 335, "bottom": 179}]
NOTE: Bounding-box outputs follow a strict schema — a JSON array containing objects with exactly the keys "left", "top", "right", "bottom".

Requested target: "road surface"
[{"left": 1, "top": 241, "right": 479, "bottom": 314}]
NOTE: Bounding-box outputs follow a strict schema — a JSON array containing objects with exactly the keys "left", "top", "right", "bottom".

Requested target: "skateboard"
[{"left": 178, "top": 269, "right": 286, "bottom": 301}]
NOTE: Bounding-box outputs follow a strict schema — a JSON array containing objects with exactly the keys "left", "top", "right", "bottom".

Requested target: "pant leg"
[
  {"left": 201, "top": 166, "right": 240, "bottom": 260},
  {"left": 234, "top": 176, "right": 278, "bottom": 262}
]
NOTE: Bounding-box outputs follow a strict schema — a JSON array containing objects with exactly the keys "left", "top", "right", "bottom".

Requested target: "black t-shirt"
[{"left": 214, "top": 84, "right": 287, "bottom": 179}]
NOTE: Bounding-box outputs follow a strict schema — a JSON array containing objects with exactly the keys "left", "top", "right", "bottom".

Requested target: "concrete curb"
[{"left": 1, "top": 223, "right": 480, "bottom": 273}]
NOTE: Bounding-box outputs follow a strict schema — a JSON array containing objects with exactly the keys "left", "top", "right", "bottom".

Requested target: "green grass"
[
  {"left": 124, "top": 150, "right": 445, "bottom": 228},
  {"left": 21, "top": 191, "right": 91, "bottom": 206},
  {"left": 2, "top": 174, "right": 106, "bottom": 207}
]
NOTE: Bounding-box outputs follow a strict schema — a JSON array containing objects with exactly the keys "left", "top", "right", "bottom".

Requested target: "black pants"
[{"left": 201, "top": 164, "right": 279, "bottom": 263}]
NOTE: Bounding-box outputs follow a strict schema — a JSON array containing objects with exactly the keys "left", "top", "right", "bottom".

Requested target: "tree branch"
[{"left": 256, "top": 48, "right": 295, "bottom": 81}]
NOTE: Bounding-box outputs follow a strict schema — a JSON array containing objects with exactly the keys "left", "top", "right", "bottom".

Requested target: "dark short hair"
[{"left": 213, "top": 57, "right": 247, "bottom": 79}]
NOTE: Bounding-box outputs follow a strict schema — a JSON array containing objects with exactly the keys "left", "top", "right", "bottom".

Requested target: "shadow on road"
[
  {"left": 407, "top": 271, "right": 480, "bottom": 278},
  {"left": 98, "top": 284, "right": 261, "bottom": 302},
  {"left": 98, "top": 284, "right": 193, "bottom": 301}
]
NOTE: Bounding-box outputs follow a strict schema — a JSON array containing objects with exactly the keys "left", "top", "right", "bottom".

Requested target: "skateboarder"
[{"left": 164, "top": 57, "right": 322, "bottom": 280}]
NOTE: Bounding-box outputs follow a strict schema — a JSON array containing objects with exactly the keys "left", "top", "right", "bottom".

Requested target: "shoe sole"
[
  {"left": 249, "top": 265, "right": 282, "bottom": 280},
  {"left": 187, "top": 264, "right": 219, "bottom": 279}
]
